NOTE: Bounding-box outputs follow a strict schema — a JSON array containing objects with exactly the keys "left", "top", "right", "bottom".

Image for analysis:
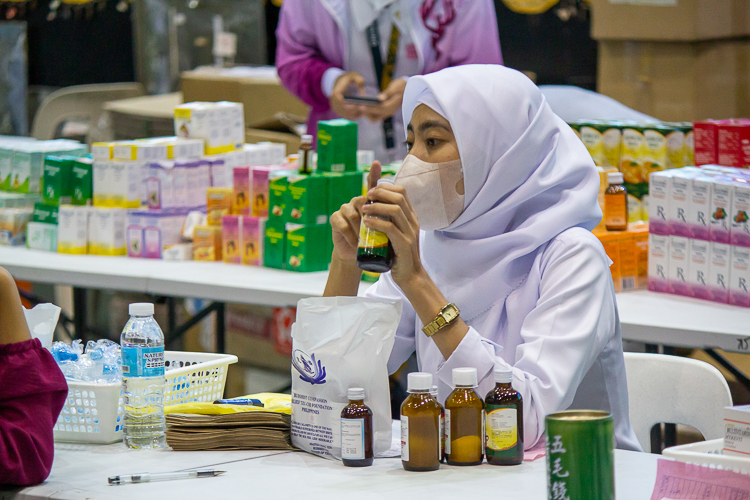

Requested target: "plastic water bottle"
[{"left": 120, "top": 303, "right": 166, "bottom": 449}]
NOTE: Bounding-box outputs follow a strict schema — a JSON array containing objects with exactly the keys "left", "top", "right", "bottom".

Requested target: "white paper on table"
[
  {"left": 23, "top": 303, "right": 61, "bottom": 348},
  {"left": 650, "top": 459, "right": 750, "bottom": 500}
]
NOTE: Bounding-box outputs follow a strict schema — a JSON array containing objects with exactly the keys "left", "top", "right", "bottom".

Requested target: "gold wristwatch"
[{"left": 422, "top": 303, "right": 460, "bottom": 337}]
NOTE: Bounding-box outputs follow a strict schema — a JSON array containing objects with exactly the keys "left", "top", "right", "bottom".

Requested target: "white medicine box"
[{"left": 724, "top": 405, "right": 750, "bottom": 457}]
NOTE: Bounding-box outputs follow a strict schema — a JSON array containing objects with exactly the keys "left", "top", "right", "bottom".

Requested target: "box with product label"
[
  {"left": 648, "top": 233, "right": 670, "bottom": 293},
  {"left": 0, "top": 208, "right": 32, "bottom": 246},
  {"left": 241, "top": 216, "right": 265, "bottom": 266},
  {"left": 27, "top": 221, "right": 58, "bottom": 252},
  {"left": 689, "top": 173, "right": 714, "bottom": 241},
  {"left": 710, "top": 177, "right": 734, "bottom": 244},
  {"left": 233, "top": 167, "right": 251, "bottom": 216},
  {"left": 668, "top": 171, "right": 692, "bottom": 237},
  {"left": 268, "top": 170, "right": 292, "bottom": 221},
  {"left": 147, "top": 161, "right": 189, "bottom": 210},
  {"left": 317, "top": 119, "right": 357, "bottom": 173},
  {"left": 174, "top": 102, "right": 228, "bottom": 155},
  {"left": 57, "top": 205, "right": 89, "bottom": 254},
  {"left": 709, "top": 241, "right": 732, "bottom": 303},
  {"left": 595, "top": 225, "right": 649, "bottom": 293},
  {"left": 642, "top": 123, "right": 670, "bottom": 180},
  {"left": 258, "top": 142, "right": 287, "bottom": 166},
  {"left": 92, "top": 160, "right": 110, "bottom": 207},
  {"left": 72, "top": 158, "right": 93, "bottom": 206},
  {"left": 688, "top": 238, "right": 711, "bottom": 300},
  {"left": 578, "top": 120, "right": 620, "bottom": 169},
  {"left": 207, "top": 187, "right": 234, "bottom": 226},
  {"left": 214, "top": 102, "right": 245, "bottom": 151},
  {"left": 730, "top": 245, "right": 750, "bottom": 307},
  {"left": 263, "top": 218, "right": 286, "bottom": 269},
  {"left": 193, "top": 225, "right": 223, "bottom": 261},
  {"left": 731, "top": 177, "right": 750, "bottom": 247},
  {"left": 91, "top": 142, "right": 114, "bottom": 161},
  {"left": 0, "top": 146, "right": 14, "bottom": 191},
  {"left": 126, "top": 210, "right": 145, "bottom": 258},
  {"left": 649, "top": 171, "right": 671, "bottom": 235},
  {"left": 12, "top": 141, "right": 86, "bottom": 194},
  {"left": 693, "top": 120, "right": 722, "bottom": 166},
  {"left": 88, "top": 207, "right": 126, "bottom": 256},
  {"left": 668, "top": 235, "right": 691, "bottom": 296},
  {"left": 251, "top": 166, "right": 287, "bottom": 218},
  {"left": 143, "top": 209, "right": 186, "bottom": 259},
  {"left": 287, "top": 174, "right": 328, "bottom": 225},
  {"left": 325, "top": 172, "right": 363, "bottom": 216},
  {"left": 244, "top": 143, "right": 267, "bottom": 167},
  {"left": 724, "top": 405, "right": 750, "bottom": 457},
  {"left": 32, "top": 203, "right": 58, "bottom": 225},
  {"left": 222, "top": 215, "right": 242, "bottom": 264},
  {"left": 184, "top": 160, "right": 209, "bottom": 209},
  {"left": 285, "top": 222, "right": 331, "bottom": 273},
  {"left": 111, "top": 161, "right": 142, "bottom": 209},
  {"left": 42, "top": 156, "right": 76, "bottom": 206},
  {"left": 665, "top": 125, "right": 687, "bottom": 170},
  {"left": 718, "top": 121, "right": 750, "bottom": 169}
]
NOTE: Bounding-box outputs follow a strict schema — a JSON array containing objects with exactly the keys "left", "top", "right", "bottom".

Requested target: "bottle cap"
[
  {"left": 357, "top": 150, "right": 375, "bottom": 166},
  {"left": 377, "top": 177, "right": 395, "bottom": 186},
  {"left": 301, "top": 134, "right": 313, "bottom": 144},
  {"left": 452, "top": 367, "right": 477, "bottom": 387},
  {"left": 347, "top": 387, "right": 365, "bottom": 400},
  {"left": 495, "top": 368, "right": 513, "bottom": 384},
  {"left": 129, "top": 303, "right": 154, "bottom": 316},
  {"left": 407, "top": 372, "right": 433, "bottom": 392},
  {"left": 430, "top": 385, "right": 438, "bottom": 397},
  {"left": 607, "top": 172, "right": 624, "bottom": 185}
]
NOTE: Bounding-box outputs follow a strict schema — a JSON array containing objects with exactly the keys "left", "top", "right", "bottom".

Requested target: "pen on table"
[
  {"left": 213, "top": 398, "right": 264, "bottom": 407},
  {"left": 108, "top": 470, "right": 225, "bottom": 485}
]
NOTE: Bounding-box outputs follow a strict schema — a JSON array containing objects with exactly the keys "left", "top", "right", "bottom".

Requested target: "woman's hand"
[
  {"left": 362, "top": 78, "right": 407, "bottom": 123},
  {"left": 361, "top": 180, "right": 424, "bottom": 288},
  {"left": 330, "top": 72, "right": 366, "bottom": 121}
]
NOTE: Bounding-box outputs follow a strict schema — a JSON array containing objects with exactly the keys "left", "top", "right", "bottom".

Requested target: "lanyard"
[{"left": 365, "top": 19, "right": 400, "bottom": 151}]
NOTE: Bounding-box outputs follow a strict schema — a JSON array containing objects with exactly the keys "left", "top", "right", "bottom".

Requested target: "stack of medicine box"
[
  {"left": 0, "top": 138, "right": 43, "bottom": 246},
  {"left": 2, "top": 139, "right": 86, "bottom": 194},
  {"left": 264, "top": 119, "right": 360, "bottom": 272},
  {"left": 694, "top": 119, "right": 750, "bottom": 169},
  {"left": 43, "top": 155, "right": 95, "bottom": 254},
  {"left": 649, "top": 165, "right": 750, "bottom": 307}
]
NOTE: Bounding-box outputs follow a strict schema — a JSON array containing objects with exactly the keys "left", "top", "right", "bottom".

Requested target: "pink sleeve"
[
  {"left": 433, "top": 0, "right": 503, "bottom": 69},
  {"left": 275, "top": 0, "right": 337, "bottom": 113},
  {"left": 0, "top": 338, "right": 68, "bottom": 486}
]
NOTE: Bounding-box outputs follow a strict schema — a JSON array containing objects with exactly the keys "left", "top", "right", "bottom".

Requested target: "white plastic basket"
[
  {"left": 663, "top": 439, "right": 750, "bottom": 475},
  {"left": 53, "top": 351, "right": 237, "bottom": 444}
]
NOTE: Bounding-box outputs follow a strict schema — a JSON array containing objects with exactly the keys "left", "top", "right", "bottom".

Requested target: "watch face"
[{"left": 443, "top": 304, "right": 459, "bottom": 321}]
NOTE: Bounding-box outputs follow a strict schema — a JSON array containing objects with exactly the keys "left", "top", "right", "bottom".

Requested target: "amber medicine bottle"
[
  {"left": 604, "top": 171, "right": 628, "bottom": 231},
  {"left": 298, "top": 134, "right": 314, "bottom": 174},
  {"left": 401, "top": 372, "right": 441, "bottom": 472},
  {"left": 357, "top": 178, "right": 395, "bottom": 273},
  {"left": 430, "top": 385, "right": 445, "bottom": 462},
  {"left": 341, "top": 387, "right": 374, "bottom": 467},
  {"left": 484, "top": 367, "right": 523, "bottom": 465},
  {"left": 445, "top": 368, "right": 484, "bottom": 466}
]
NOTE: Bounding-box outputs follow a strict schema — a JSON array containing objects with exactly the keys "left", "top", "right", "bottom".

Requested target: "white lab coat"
[{"left": 365, "top": 227, "right": 643, "bottom": 451}]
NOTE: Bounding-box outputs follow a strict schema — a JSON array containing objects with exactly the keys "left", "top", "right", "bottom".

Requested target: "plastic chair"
[
  {"left": 624, "top": 352, "right": 732, "bottom": 453},
  {"left": 30, "top": 83, "right": 145, "bottom": 145}
]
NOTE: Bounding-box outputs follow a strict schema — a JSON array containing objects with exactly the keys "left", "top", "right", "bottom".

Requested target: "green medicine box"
[
  {"left": 43, "top": 156, "right": 76, "bottom": 206},
  {"left": 32, "top": 203, "right": 59, "bottom": 225},
  {"left": 12, "top": 142, "right": 86, "bottom": 194},
  {"left": 268, "top": 170, "right": 293, "bottom": 223},
  {"left": 0, "top": 147, "right": 13, "bottom": 191},
  {"left": 324, "top": 172, "right": 363, "bottom": 215},
  {"left": 72, "top": 157, "right": 93, "bottom": 206},
  {"left": 287, "top": 174, "right": 329, "bottom": 225},
  {"left": 317, "top": 119, "right": 357, "bottom": 173},
  {"left": 263, "top": 218, "right": 287, "bottom": 269},
  {"left": 285, "top": 222, "right": 332, "bottom": 273}
]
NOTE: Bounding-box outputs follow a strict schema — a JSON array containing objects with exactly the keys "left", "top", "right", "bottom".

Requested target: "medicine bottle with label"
[
  {"left": 357, "top": 178, "right": 395, "bottom": 273},
  {"left": 605, "top": 171, "right": 628, "bottom": 231},
  {"left": 340, "top": 387, "right": 374, "bottom": 467},
  {"left": 401, "top": 372, "right": 441, "bottom": 472},
  {"left": 430, "top": 385, "right": 445, "bottom": 462},
  {"left": 298, "top": 134, "right": 314, "bottom": 174},
  {"left": 445, "top": 367, "right": 484, "bottom": 466},
  {"left": 484, "top": 366, "right": 523, "bottom": 465}
]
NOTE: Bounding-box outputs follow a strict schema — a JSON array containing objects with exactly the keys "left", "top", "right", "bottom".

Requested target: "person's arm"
[
  {"left": 0, "top": 267, "right": 68, "bottom": 487},
  {"left": 435, "top": 235, "right": 616, "bottom": 448},
  {"left": 435, "top": 0, "right": 503, "bottom": 67}
]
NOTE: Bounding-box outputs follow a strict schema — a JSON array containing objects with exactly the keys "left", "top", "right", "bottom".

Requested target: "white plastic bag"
[
  {"left": 23, "top": 303, "right": 61, "bottom": 348},
  {"left": 290, "top": 296, "right": 402, "bottom": 460}
]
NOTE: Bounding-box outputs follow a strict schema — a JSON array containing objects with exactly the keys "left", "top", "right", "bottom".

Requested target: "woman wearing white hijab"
[{"left": 324, "top": 64, "right": 642, "bottom": 451}]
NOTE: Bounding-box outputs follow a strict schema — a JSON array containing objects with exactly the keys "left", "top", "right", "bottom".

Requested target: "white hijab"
[{"left": 401, "top": 64, "right": 602, "bottom": 322}]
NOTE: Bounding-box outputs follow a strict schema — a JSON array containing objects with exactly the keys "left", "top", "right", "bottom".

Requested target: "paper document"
[{"left": 650, "top": 459, "right": 750, "bottom": 500}]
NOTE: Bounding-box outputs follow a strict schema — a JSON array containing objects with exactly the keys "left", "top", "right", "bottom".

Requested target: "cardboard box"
[
  {"left": 27, "top": 221, "right": 57, "bottom": 252},
  {"left": 193, "top": 225, "right": 222, "bottom": 261},
  {"left": 287, "top": 174, "right": 329, "bottom": 225},
  {"left": 694, "top": 120, "right": 721, "bottom": 165},
  {"left": 718, "top": 121, "right": 750, "bottom": 168},
  {"left": 245, "top": 129, "right": 301, "bottom": 158},
  {"left": 317, "top": 119, "right": 358, "bottom": 173},
  {"left": 285, "top": 223, "right": 331, "bottom": 272},
  {"left": 724, "top": 405, "right": 750, "bottom": 457},
  {"left": 589, "top": 0, "right": 750, "bottom": 41},
  {"left": 263, "top": 218, "right": 286, "bottom": 269},
  {"left": 180, "top": 70, "right": 309, "bottom": 128},
  {"left": 595, "top": 225, "right": 649, "bottom": 293},
  {"left": 57, "top": 205, "right": 88, "bottom": 254},
  {"left": 597, "top": 40, "right": 750, "bottom": 123}
]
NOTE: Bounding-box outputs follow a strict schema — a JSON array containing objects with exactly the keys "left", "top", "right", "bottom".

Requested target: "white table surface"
[
  {"left": 5, "top": 444, "right": 661, "bottom": 500},
  {"left": 1, "top": 246, "right": 748, "bottom": 352}
]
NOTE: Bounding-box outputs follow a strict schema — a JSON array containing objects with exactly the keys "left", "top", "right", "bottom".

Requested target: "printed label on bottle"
[
  {"left": 358, "top": 222, "right": 389, "bottom": 249},
  {"left": 605, "top": 193, "right": 628, "bottom": 227},
  {"left": 482, "top": 410, "right": 486, "bottom": 451},
  {"left": 485, "top": 405, "right": 518, "bottom": 458},
  {"left": 439, "top": 413, "right": 445, "bottom": 460},
  {"left": 444, "top": 409, "right": 451, "bottom": 455},
  {"left": 121, "top": 346, "right": 165, "bottom": 378},
  {"left": 401, "top": 416, "right": 409, "bottom": 462},
  {"left": 341, "top": 418, "right": 365, "bottom": 460}
]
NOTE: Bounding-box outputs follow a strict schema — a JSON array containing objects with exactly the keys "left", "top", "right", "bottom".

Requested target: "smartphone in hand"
[{"left": 343, "top": 94, "right": 382, "bottom": 106}]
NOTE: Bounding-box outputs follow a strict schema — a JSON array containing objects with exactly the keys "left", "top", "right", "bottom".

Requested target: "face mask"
[{"left": 394, "top": 154, "right": 464, "bottom": 231}]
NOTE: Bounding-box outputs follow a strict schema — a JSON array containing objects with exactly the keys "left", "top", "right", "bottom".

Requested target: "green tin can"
[{"left": 545, "top": 410, "right": 615, "bottom": 500}]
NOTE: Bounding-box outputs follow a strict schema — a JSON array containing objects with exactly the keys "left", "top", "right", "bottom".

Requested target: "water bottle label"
[{"left": 122, "top": 346, "right": 165, "bottom": 377}]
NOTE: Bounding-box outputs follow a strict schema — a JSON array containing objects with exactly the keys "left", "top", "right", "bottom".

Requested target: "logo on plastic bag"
[{"left": 292, "top": 349, "right": 326, "bottom": 385}]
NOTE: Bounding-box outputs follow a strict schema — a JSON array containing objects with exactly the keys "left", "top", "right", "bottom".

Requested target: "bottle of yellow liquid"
[
  {"left": 484, "top": 367, "right": 523, "bottom": 465},
  {"left": 401, "top": 373, "right": 441, "bottom": 472},
  {"left": 445, "top": 368, "right": 484, "bottom": 466}
]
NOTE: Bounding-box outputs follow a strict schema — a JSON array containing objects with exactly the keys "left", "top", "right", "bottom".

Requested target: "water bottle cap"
[
  {"left": 129, "top": 303, "right": 154, "bottom": 316},
  {"left": 452, "top": 367, "right": 477, "bottom": 387},
  {"left": 495, "top": 368, "right": 513, "bottom": 384},
  {"left": 407, "top": 372, "right": 433, "bottom": 392},
  {"left": 348, "top": 387, "right": 365, "bottom": 400}
]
